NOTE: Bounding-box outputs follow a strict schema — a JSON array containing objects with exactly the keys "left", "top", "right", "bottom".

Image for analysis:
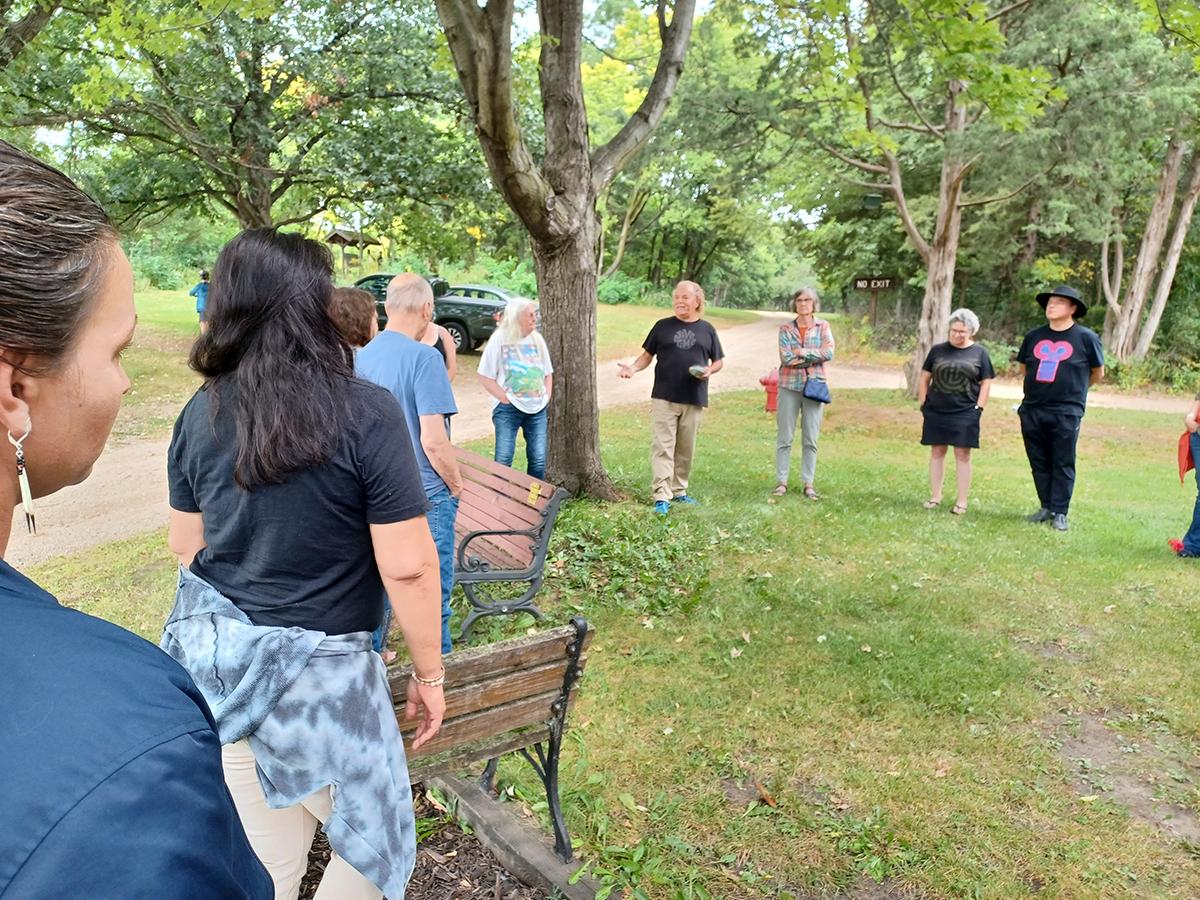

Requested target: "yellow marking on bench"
[{"left": 527, "top": 483, "right": 541, "bottom": 505}]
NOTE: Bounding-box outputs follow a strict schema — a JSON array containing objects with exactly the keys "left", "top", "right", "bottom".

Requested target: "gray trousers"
[{"left": 775, "top": 386, "right": 824, "bottom": 486}]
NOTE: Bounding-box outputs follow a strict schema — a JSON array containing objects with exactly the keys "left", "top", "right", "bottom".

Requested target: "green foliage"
[{"left": 597, "top": 270, "right": 651, "bottom": 304}]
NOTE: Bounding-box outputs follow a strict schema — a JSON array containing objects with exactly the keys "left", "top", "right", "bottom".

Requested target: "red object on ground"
[
  {"left": 1179, "top": 431, "right": 1194, "bottom": 483},
  {"left": 759, "top": 367, "right": 779, "bottom": 413}
]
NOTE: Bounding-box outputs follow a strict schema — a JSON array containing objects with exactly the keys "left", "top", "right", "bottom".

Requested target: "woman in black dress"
[{"left": 918, "top": 308, "right": 995, "bottom": 515}]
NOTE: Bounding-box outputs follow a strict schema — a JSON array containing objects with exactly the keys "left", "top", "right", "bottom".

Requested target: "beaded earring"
[{"left": 7, "top": 420, "right": 35, "bottom": 534}]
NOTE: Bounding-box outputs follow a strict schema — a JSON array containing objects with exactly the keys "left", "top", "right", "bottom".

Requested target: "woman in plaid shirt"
[{"left": 773, "top": 288, "right": 835, "bottom": 499}]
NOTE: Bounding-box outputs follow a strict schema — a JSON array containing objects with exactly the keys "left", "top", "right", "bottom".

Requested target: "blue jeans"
[
  {"left": 372, "top": 487, "right": 458, "bottom": 654},
  {"left": 1183, "top": 433, "right": 1200, "bottom": 556},
  {"left": 492, "top": 404, "right": 548, "bottom": 478}
]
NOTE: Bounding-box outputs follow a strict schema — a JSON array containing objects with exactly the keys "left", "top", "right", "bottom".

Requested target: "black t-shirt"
[
  {"left": 1017, "top": 323, "right": 1105, "bottom": 416},
  {"left": 168, "top": 379, "right": 428, "bottom": 635},
  {"left": 642, "top": 316, "right": 725, "bottom": 408},
  {"left": 921, "top": 342, "right": 996, "bottom": 415}
]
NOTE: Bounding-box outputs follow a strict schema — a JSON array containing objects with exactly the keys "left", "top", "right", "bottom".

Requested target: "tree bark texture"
[
  {"left": 435, "top": 0, "right": 695, "bottom": 497},
  {"left": 1133, "top": 149, "right": 1200, "bottom": 359},
  {"left": 903, "top": 85, "right": 967, "bottom": 396},
  {"left": 0, "top": 2, "right": 60, "bottom": 70},
  {"left": 1111, "top": 138, "right": 1186, "bottom": 361}
]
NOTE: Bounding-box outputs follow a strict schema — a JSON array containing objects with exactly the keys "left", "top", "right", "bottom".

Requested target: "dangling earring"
[{"left": 7, "top": 420, "right": 35, "bottom": 535}]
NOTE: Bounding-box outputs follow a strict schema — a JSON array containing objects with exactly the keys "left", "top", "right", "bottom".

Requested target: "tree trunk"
[
  {"left": 1111, "top": 138, "right": 1186, "bottom": 361},
  {"left": 1133, "top": 149, "right": 1200, "bottom": 358},
  {"left": 1016, "top": 197, "right": 1042, "bottom": 268},
  {"left": 435, "top": 0, "right": 695, "bottom": 497},
  {"left": 1100, "top": 215, "right": 1125, "bottom": 347},
  {"left": 534, "top": 216, "right": 619, "bottom": 498},
  {"left": 904, "top": 87, "right": 967, "bottom": 396}
]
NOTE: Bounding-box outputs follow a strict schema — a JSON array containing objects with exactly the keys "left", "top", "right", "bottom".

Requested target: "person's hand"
[
  {"left": 694, "top": 367, "right": 711, "bottom": 381},
  {"left": 617, "top": 361, "right": 634, "bottom": 379},
  {"left": 1188, "top": 418, "right": 1199, "bottom": 434},
  {"left": 405, "top": 677, "right": 446, "bottom": 750}
]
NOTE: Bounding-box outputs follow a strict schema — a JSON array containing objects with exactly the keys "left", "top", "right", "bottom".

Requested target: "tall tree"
[
  {"left": 434, "top": 0, "right": 696, "bottom": 496},
  {"left": 3, "top": 0, "right": 468, "bottom": 228},
  {"left": 754, "top": 0, "right": 1058, "bottom": 392}
]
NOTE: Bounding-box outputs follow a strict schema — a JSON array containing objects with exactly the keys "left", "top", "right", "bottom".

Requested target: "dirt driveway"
[{"left": 6, "top": 312, "right": 1186, "bottom": 566}]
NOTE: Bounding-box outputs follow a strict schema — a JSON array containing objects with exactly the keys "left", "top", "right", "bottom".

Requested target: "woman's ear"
[{"left": 0, "top": 356, "right": 34, "bottom": 438}]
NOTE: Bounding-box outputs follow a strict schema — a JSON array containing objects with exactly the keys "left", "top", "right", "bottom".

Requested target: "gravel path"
[{"left": 6, "top": 312, "right": 1186, "bottom": 565}]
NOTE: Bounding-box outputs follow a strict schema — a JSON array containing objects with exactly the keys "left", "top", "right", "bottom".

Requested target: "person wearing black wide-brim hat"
[{"left": 1015, "top": 284, "right": 1105, "bottom": 531}]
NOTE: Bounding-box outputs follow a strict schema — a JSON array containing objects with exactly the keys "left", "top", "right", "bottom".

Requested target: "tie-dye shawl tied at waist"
[{"left": 161, "top": 566, "right": 416, "bottom": 897}]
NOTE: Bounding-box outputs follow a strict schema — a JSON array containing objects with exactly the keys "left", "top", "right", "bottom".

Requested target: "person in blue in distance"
[
  {"left": 0, "top": 141, "right": 271, "bottom": 898},
  {"left": 189, "top": 269, "right": 210, "bottom": 334}
]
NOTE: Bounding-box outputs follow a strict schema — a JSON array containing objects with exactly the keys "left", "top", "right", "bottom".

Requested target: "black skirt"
[{"left": 921, "top": 407, "right": 981, "bottom": 449}]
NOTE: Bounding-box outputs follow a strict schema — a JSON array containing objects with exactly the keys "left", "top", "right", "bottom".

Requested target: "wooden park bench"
[
  {"left": 389, "top": 617, "right": 594, "bottom": 863},
  {"left": 453, "top": 448, "right": 568, "bottom": 641}
]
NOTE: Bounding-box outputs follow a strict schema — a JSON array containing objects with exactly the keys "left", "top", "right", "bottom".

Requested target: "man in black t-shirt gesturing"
[
  {"left": 1015, "top": 284, "right": 1105, "bottom": 532},
  {"left": 618, "top": 281, "right": 725, "bottom": 516}
]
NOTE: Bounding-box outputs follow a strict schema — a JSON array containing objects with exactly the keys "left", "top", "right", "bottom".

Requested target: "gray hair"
[
  {"left": 384, "top": 273, "right": 432, "bottom": 314},
  {"left": 493, "top": 296, "right": 539, "bottom": 344},
  {"left": 792, "top": 286, "right": 820, "bottom": 313},
  {"left": 948, "top": 307, "right": 980, "bottom": 336}
]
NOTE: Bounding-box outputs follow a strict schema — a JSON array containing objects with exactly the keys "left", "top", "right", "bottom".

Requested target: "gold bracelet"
[{"left": 413, "top": 667, "right": 446, "bottom": 687}]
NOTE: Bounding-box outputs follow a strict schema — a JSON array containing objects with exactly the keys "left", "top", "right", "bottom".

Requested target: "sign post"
[{"left": 853, "top": 276, "right": 896, "bottom": 326}]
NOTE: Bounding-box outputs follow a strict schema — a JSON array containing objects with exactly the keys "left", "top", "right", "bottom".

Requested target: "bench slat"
[
  {"left": 459, "top": 463, "right": 556, "bottom": 514},
  {"left": 387, "top": 623, "right": 592, "bottom": 690},
  {"left": 406, "top": 726, "right": 553, "bottom": 783},
  {"left": 458, "top": 451, "right": 557, "bottom": 498},
  {"left": 402, "top": 688, "right": 578, "bottom": 758},
  {"left": 396, "top": 659, "right": 569, "bottom": 725},
  {"left": 455, "top": 509, "right": 536, "bottom": 569},
  {"left": 458, "top": 479, "right": 547, "bottom": 528}
]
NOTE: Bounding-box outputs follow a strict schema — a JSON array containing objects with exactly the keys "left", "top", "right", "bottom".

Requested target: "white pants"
[{"left": 222, "top": 740, "right": 383, "bottom": 900}]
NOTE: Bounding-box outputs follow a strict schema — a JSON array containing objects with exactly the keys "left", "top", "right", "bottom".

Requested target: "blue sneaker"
[
  {"left": 671, "top": 494, "right": 699, "bottom": 505},
  {"left": 654, "top": 500, "right": 671, "bottom": 516}
]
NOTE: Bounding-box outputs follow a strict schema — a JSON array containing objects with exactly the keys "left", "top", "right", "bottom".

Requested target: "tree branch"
[{"left": 590, "top": 0, "right": 697, "bottom": 194}]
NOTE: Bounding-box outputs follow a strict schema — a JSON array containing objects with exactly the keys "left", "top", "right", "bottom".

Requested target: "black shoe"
[
  {"left": 1026, "top": 508, "right": 1052, "bottom": 524},
  {"left": 1052, "top": 513, "right": 1069, "bottom": 532}
]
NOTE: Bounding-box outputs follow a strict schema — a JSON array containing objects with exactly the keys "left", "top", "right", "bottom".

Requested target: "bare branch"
[
  {"left": 883, "top": 48, "right": 945, "bottom": 138},
  {"left": 957, "top": 173, "right": 1043, "bottom": 208}
]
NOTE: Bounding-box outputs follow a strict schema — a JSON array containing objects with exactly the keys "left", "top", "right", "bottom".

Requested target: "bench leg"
[
  {"left": 479, "top": 757, "right": 499, "bottom": 794},
  {"left": 518, "top": 738, "right": 571, "bottom": 862},
  {"left": 518, "top": 617, "right": 588, "bottom": 862},
  {"left": 458, "top": 582, "right": 544, "bottom": 643}
]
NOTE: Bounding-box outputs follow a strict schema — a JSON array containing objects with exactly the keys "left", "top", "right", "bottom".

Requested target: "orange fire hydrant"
[{"left": 759, "top": 367, "right": 779, "bottom": 413}]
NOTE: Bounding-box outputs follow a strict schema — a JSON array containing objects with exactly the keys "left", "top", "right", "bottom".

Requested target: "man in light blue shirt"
[{"left": 357, "top": 274, "right": 463, "bottom": 653}]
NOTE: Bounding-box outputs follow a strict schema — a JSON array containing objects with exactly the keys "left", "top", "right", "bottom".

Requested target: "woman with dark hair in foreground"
[
  {"left": 0, "top": 141, "right": 271, "bottom": 897},
  {"left": 163, "top": 228, "right": 445, "bottom": 900}
]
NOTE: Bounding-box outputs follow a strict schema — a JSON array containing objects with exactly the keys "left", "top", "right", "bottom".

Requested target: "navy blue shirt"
[{"left": 0, "top": 561, "right": 271, "bottom": 899}]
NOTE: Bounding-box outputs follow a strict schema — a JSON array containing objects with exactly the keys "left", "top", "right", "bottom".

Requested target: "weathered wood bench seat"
[
  {"left": 453, "top": 448, "right": 567, "bottom": 641},
  {"left": 389, "top": 617, "right": 593, "bottom": 861}
]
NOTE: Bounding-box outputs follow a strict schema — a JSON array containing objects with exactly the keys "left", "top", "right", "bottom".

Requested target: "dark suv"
[{"left": 353, "top": 274, "right": 508, "bottom": 351}]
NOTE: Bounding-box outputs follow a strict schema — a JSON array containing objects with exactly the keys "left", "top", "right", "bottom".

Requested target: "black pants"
[{"left": 1019, "top": 406, "right": 1082, "bottom": 514}]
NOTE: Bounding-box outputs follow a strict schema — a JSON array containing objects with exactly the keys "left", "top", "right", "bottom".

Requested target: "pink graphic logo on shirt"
[{"left": 1033, "top": 339, "right": 1073, "bottom": 382}]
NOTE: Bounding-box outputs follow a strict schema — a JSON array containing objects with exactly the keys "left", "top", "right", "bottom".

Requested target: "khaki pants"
[
  {"left": 222, "top": 740, "right": 382, "bottom": 900},
  {"left": 650, "top": 398, "right": 703, "bottom": 502}
]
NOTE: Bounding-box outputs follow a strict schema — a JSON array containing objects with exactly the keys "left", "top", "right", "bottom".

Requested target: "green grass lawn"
[
  {"left": 29, "top": 391, "right": 1200, "bottom": 897},
  {"left": 122, "top": 290, "right": 757, "bottom": 441}
]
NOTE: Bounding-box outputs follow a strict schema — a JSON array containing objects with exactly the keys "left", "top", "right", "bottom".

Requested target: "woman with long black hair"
[{"left": 162, "top": 228, "right": 445, "bottom": 900}]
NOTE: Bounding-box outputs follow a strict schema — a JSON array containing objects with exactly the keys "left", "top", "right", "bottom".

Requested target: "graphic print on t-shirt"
[
  {"left": 931, "top": 360, "right": 976, "bottom": 395},
  {"left": 502, "top": 343, "right": 547, "bottom": 399},
  {"left": 1033, "top": 339, "right": 1073, "bottom": 382},
  {"left": 673, "top": 328, "right": 698, "bottom": 350}
]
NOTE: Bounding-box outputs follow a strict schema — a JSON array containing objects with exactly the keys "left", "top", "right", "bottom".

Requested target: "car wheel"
[{"left": 443, "top": 320, "right": 469, "bottom": 352}]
